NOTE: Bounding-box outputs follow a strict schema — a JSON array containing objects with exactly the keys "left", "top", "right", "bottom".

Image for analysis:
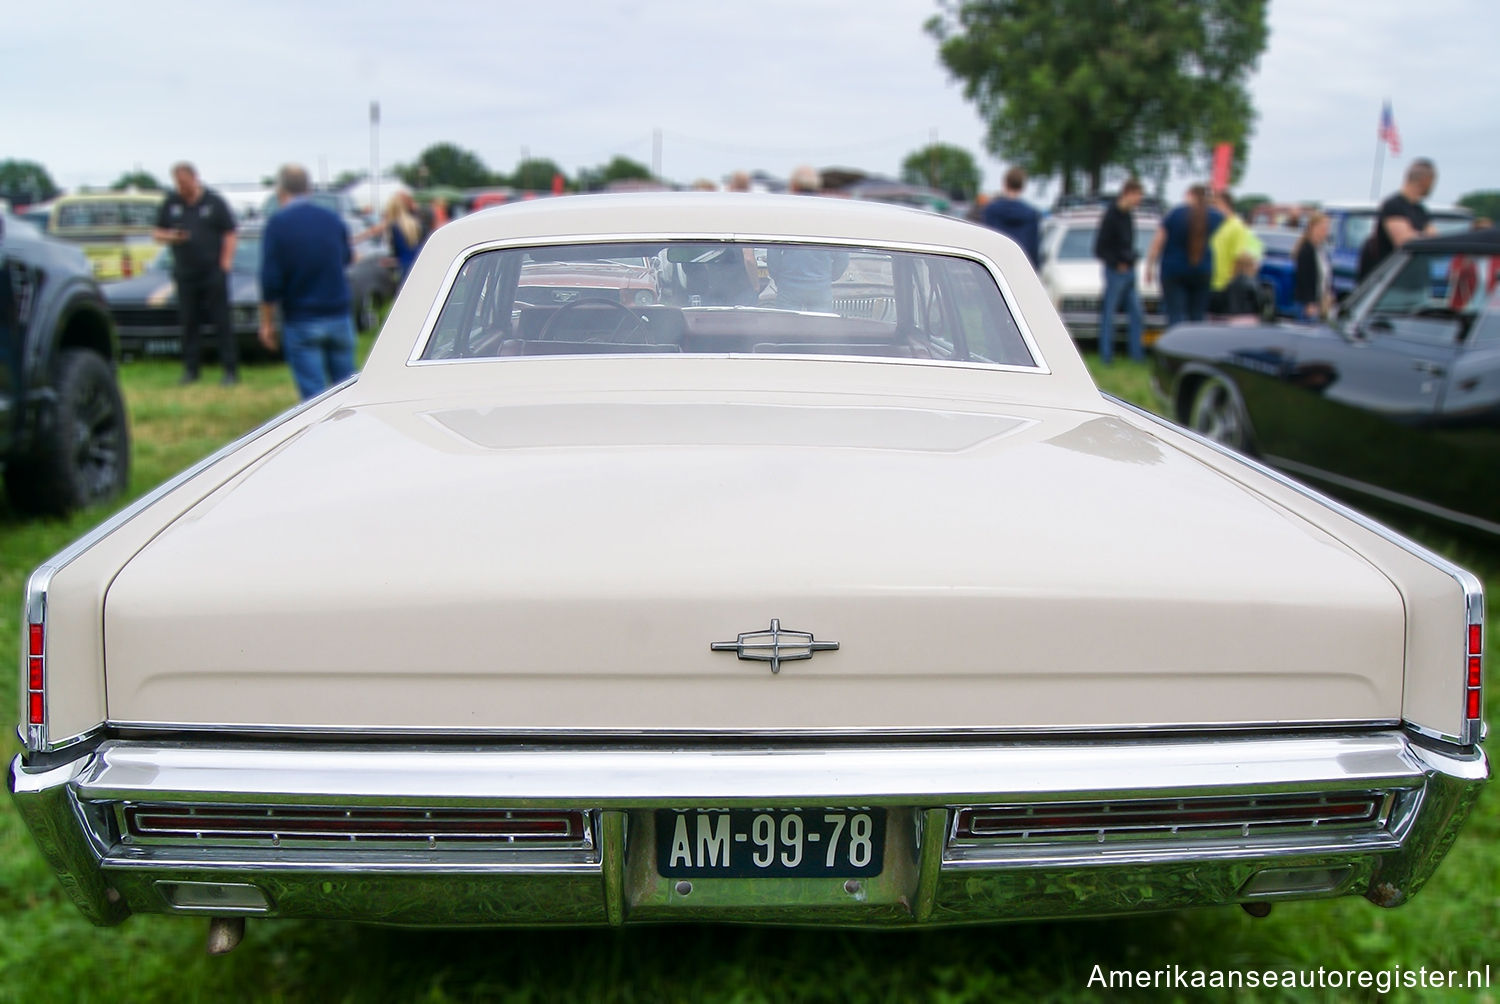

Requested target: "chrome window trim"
[
  {"left": 1111, "top": 393, "right": 1485, "bottom": 747},
  {"left": 406, "top": 349, "right": 1048, "bottom": 377},
  {"left": 402, "top": 232, "right": 1051, "bottom": 375},
  {"left": 17, "top": 377, "right": 357, "bottom": 754}
]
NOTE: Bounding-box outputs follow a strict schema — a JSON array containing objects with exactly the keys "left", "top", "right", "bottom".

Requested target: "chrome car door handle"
[{"left": 1411, "top": 361, "right": 1446, "bottom": 376}]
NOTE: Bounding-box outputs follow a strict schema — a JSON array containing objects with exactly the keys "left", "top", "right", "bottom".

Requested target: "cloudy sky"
[{"left": 6, "top": 0, "right": 1497, "bottom": 204}]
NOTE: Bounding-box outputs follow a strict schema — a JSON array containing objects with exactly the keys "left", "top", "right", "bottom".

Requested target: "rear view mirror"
[{"left": 665, "top": 246, "right": 731, "bottom": 264}]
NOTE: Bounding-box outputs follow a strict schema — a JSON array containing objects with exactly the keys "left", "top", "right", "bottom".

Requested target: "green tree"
[
  {"left": 1457, "top": 190, "right": 1500, "bottom": 224},
  {"left": 576, "top": 156, "right": 656, "bottom": 192},
  {"left": 394, "top": 143, "right": 495, "bottom": 189},
  {"left": 0, "top": 159, "right": 60, "bottom": 206},
  {"left": 1235, "top": 192, "right": 1272, "bottom": 217},
  {"left": 110, "top": 170, "right": 161, "bottom": 192},
  {"left": 900, "top": 143, "right": 982, "bottom": 200},
  {"left": 927, "top": 1, "right": 1269, "bottom": 195},
  {"left": 511, "top": 158, "right": 569, "bottom": 192},
  {"left": 332, "top": 169, "right": 368, "bottom": 190}
]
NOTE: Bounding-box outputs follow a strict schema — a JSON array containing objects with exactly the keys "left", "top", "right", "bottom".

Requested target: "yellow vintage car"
[{"left": 45, "top": 191, "right": 164, "bottom": 281}]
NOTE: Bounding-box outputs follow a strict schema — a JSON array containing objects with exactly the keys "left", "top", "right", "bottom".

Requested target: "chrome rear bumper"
[{"left": 9, "top": 731, "right": 1486, "bottom": 928}]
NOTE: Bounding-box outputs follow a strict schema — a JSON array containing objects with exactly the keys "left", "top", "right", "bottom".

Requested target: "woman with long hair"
[
  {"left": 1293, "top": 211, "right": 1332, "bottom": 320},
  {"left": 356, "top": 192, "right": 425, "bottom": 283},
  {"left": 1147, "top": 184, "right": 1224, "bottom": 327}
]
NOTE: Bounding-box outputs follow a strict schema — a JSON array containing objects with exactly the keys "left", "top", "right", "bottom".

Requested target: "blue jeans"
[
  {"left": 1099, "top": 266, "right": 1143, "bottom": 363},
  {"left": 283, "top": 315, "right": 356, "bottom": 400},
  {"left": 1162, "top": 270, "right": 1211, "bottom": 328}
]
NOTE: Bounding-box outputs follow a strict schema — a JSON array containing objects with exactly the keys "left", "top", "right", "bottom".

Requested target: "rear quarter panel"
[
  {"left": 26, "top": 387, "right": 353, "bottom": 745},
  {"left": 1112, "top": 397, "right": 1473, "bottom": 742}
]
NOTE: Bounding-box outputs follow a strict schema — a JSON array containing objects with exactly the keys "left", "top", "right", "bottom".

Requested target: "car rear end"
[
  {"left": 47, "top": 194, "right": 163, "bottom": 282},
  {"left": 8, "top": 384, "right": 1488, "bottom": 931},
  {"left": 7, "top": 197, "right": 1488, "bottom": 935}
]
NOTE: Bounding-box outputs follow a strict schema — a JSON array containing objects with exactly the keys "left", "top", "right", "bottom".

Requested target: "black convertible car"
[
  {"left": 105, "top": 227, "right": 397, "bottom": 359},
  {"left": 1155, "top": 229, "right": 1500, "bottom": 535}
]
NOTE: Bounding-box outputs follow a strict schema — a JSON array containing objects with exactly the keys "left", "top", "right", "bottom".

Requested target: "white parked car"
[
  {"left": 1039, "top": 210, "right": 1164, "bottom": 339},
  {"left": 10, "top": 193, "right": 1486, "bottom": 950}
]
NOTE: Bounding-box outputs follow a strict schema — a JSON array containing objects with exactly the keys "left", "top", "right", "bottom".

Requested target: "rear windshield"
[
  {"left": 1054, "top": 223, "right": 1153, "bottom": 261},
  {"left": 53, "top": 199, "right": 160, "bottom": 231},
  {"left": 418, "top": 241, "right": 1037, "bottom": 368}
]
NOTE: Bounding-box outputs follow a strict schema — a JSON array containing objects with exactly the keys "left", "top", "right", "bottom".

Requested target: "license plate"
[{"left": 655, "top": 808, "right": 885, "bottom": 879}]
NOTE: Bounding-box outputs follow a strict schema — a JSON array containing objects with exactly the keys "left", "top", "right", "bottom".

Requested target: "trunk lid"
[{"left": 104, "top": 396, "right": 1403, "bottom": 733}]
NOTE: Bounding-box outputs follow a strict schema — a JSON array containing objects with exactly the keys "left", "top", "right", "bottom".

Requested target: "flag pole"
[{"left": 1370, "top": 100, "right": 1388, "bottom": 201}]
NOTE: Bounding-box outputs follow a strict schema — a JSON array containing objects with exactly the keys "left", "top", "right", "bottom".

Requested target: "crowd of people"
[
  {"left": 149, "top": 161, "right": 855, "bottom": 398},
  {"left": 153, "top": 152, "right": 1466, "bottom": 394},
  {"left": 153, "top": 161, "right": 365, "bottom": 399},
  {"left": 976, "top": 157, "right": 1462, "bottom": 363}
]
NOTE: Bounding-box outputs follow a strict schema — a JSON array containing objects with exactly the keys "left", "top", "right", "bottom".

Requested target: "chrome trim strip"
[
  {"left": 1266, "top": 455, "right": 1500, "bottom": 538},
  {"left": 70, "top": 734, "right": 1433, "bottom": 805},
  {"left": 115, "top": 802, "right": 594, "bottom": 851},
  {"left": 103, "top": 718, "right": 1400, "bottom": 740},
  {"left": 406, "top": 349, "right": 1048, "bottom": 377},
  {"left": 600, "top": 810, "right": 626, "bottom": 926},
  {"left": 403, "top": 231, "right": 1050, "bottom": 375},
  {"left": 1110, "top": 393, "right": 1486, "bottom": 747},
  {"left": 101, "top": 848, "right": 603, "bottom": 875},
  {"left": 942, "top": 829, "right": 1407, "bottom": 871},
  {"left": 912, "top": 808, "right": 947, "bottom": 923},
  {"left": 17, "top": 376, "right": 358, "bottom": 754},
  {"left": 1407, "top": 722, "right": 1467, "bottom": 746}
]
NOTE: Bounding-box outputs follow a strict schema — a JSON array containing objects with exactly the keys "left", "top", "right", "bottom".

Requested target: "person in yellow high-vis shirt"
[{"left": 1208, "top": 190, "right": 1262, "bottom": 314}]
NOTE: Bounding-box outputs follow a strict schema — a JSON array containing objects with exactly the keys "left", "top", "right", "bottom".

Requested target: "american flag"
[{"left": 1379, "top": 101, "right": 1401, "bottom": 155}]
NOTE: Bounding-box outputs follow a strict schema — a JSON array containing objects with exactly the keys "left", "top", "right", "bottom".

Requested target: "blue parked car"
[
  {"left": 1322, "top": 203, "right": 1472, "bottom": 298},
  {"left": 1253, "top": 226, "right": 1301, "bottom": 319}
]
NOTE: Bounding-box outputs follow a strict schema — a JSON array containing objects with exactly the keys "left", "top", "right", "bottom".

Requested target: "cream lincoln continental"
[{"left": 10, "top": 194, "right": 1487, "bottom": 951}]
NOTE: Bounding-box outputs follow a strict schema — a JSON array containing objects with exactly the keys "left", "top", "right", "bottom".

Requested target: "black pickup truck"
[{"left": 1, "top": 213, "right": 130, "bottom": 515}]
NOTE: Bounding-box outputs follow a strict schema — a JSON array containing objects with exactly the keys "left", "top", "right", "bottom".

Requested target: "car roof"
[
  {"left": 1404, "top": 227, "right": 1500, "bottom": 255},
  {"left": 357, "top": 192, "right": 1097, "bottom": 405},
  {"left": 52, "top": 191, "right": 163, "bottom": 204},
  {"left": 1322, "top": 201, "right": 1472, "bottom": 216}
]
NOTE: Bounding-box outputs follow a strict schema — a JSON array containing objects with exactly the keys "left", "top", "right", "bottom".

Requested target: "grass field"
[{"left": 0, "top": 345, "right": 1495, "bottom": 1003}]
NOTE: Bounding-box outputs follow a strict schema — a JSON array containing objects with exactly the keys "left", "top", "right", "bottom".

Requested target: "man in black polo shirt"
[
  {"left": 154, "top": 162, "right": 239, "bottom": 385},
  {"left": 1358, "top": 158, "right": 1438, "bottom": 283},
  {"left": 1094, "top": 178, "right": 1145, "bottom": 364}
]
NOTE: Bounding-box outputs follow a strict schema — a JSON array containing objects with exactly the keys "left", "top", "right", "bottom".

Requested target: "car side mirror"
[{"left": 1347, "top": 316, "right": 1389, "bottom": 342}]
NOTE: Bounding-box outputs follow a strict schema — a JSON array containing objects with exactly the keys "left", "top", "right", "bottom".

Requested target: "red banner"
[{"left": 1211, "top": 143, "right": 1233, "bottom": 191}]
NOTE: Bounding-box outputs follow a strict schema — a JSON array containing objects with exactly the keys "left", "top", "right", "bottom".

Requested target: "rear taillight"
[
  {"left": 121, "top": 255, "right": 133, "bottom": 279},
  {"left": 25, "top": 619, "right": 44, "bottom": 728},
  {"left": 1466, "top": 620, "right": 1483, "bottom": 732}
]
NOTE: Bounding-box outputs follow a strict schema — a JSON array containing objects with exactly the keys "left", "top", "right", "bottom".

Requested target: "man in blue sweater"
[
  {"left": 982, "top": 167, "right": 1041, "bottom": 268},
  {"left": 258, "top": 163, "right": 355, "bottom": 399}
]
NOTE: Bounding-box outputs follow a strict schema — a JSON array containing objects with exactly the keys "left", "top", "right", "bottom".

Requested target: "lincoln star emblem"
[{"left": 711, "top": 619, "right": 839, "bottom": 674}]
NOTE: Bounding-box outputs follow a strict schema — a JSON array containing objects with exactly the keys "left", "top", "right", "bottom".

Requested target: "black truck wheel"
[{"left": 5, "top": 349, "right": 131, "bottom": 515}]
